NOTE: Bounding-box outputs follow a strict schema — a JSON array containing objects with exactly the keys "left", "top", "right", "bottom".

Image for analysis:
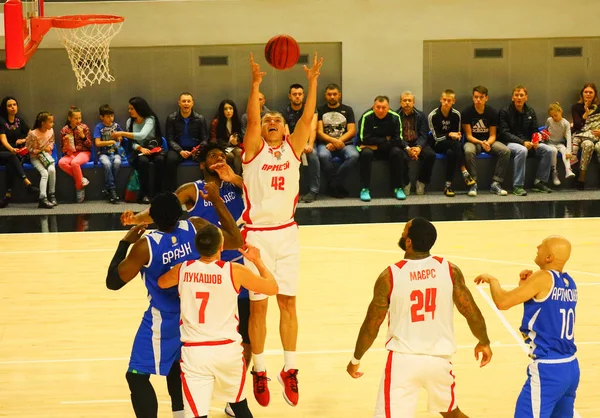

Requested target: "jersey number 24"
[{"left": 410, "top": 288, "right": 437, "bottom": 322}]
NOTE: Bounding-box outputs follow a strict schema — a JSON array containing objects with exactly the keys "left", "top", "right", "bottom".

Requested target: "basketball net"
[{"left": 52, "top": 17, "right": 123, "bottom": 90}]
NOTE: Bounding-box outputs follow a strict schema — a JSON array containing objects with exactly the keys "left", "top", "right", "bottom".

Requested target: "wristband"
[{"left": 350, "top": 356, "right": 360, "bottom": 365}]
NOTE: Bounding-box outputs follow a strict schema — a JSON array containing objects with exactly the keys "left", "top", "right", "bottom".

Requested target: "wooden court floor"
[{"left": 0, "top": 218, "right": 598, "bottom": 417}]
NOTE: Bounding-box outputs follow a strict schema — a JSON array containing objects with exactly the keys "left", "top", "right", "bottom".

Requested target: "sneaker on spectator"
[
  {"left": 278, "top": 368, "right": 299, "bottom": 407},
  {"left": 444, "top": 186, "right": 455, "bottom": 197},
  {"left": 301, "top": 191, "right": 317, "bottom": 203},
  {"left": 360, "top": 188, "right": 371, "bottom": 202},
  {"left": 467, "top": 184, "right": 477, "bottom": 197},
  {"left": 512, "top": 186, "right": 527, "bottom": 196},
  {"left": 109, "top": 189, "right": 119, "bottom": 204},
  {"left": 224, "top": 403, "right": 235, "bottom": 417},
  {"left": 251, "top": 369, "right": 271, "bottom": 407},
  {"left": 394, "top": 188, "right": 406, "bottom": 200},
  {"left": 403, "top": 184, "right": 411, "bottom": 197},
  {"left": 416, "top": 181, "right": 425, "bottom": 195},
  {"left": 565, "top": 168, "right": 576, "bottom": 179},
  {"left": 532, "top": 181, "right": 552, "bottom": 193},
  {"left": 81, "top": 177, "right": 90, "bottom": 188},
  {"left": 76, "top": 189, "right": 85, "bottom": 203},
  {"left": 490, "top": 182, "right": 508, "bottom": 196},
  {"left": 463, "top": 173, "right": 476, "bottom": 186},
  {"left": 48, "top": 193, "right": 58, "bottom": 206},
  {"left": 552, "top": 170, "right": 561, "bottom": 186}
]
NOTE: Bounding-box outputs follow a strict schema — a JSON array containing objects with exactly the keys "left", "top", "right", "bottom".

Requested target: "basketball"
[{"left": 265, "top": 35, "right": 300, "bottom": 70}]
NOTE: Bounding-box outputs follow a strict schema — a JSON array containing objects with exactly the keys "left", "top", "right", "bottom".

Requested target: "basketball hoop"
[{"left": 51, "top": 15, "right": 124, "bottom": 90}]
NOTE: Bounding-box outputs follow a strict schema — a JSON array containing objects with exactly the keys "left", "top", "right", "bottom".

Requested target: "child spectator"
[
  {"left": 26, "top": 111, "right": 56, "bottom": 209},
  {"left": 545, "top": 102, "right": 575, "bottom": 185},
  {"left": 94, "top": 104, "right": 122, "bottom": 203},
  {"left": 58, "top": 106, "right": 92, "bottom": 203}
]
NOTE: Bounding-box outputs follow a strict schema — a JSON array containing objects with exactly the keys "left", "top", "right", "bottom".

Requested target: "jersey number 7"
[
  {"left": 196, "top": 292, "right": 210, "bottom": 324},
  {"left": 410, "top": 288, "right": 437, "bottom": 322}
]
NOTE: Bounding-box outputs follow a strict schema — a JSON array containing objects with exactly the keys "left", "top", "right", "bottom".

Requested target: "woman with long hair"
[
  {"left": 0, "top": 96, "right": 39, "bottom": 207},
  {"left": 113, "top": 97, "right": 165, "bottom": 204},
  {"left": 210, "top": 99, "right": 243, "bottom": 174},
  {"left": 571, "top": 83, "right": 600, "bottom": 189}
]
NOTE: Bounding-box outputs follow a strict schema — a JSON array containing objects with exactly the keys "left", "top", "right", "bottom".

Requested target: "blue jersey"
[
  {"left": 520, "top": 270, "right": 578, "bottom": 361},
  {"left": 140, "top": 220, "right": 200, "bottom": 313},
  {"left": 187, "top": 179, "right": 248, "bottom": 298}
]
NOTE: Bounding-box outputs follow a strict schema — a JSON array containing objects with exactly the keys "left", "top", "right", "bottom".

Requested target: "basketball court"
[{"left": 0, "top": 218, "right": 597, "bottom": 417}]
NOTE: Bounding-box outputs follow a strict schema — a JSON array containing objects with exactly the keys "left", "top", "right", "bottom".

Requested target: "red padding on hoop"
[{"left": 51, "top": 14, "right": 124, "bottom": 29}]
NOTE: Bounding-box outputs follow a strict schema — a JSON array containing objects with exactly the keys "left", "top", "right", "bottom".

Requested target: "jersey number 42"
[
  {"left": 271, "top": 176, "right": 285, "bottom": 191},
  {"left": 410, "top": 288, "right": 437, "bottom": 322}
]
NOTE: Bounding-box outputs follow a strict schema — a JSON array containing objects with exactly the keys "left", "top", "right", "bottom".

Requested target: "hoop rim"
[{"left": 50, "top": 14, "right": 124, "bottom": 29}]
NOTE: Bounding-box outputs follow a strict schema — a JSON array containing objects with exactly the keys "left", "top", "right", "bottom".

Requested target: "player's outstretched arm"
[
  {"left": 158, "top": 263, "right": 182, "bottom": 289},
  {"left": 106, "top": 224, "right": 149, "bottom": 290},
  {"left": 233, "top": 245, "right": 278, "bottom": 295},
  {"left": 243, "top": 53, "right": 267, "bottom": 162},
  {"left": 120, "top": 184, "right": 197, "bottom": 226},
  {"left": 451, "top": 263, "right": 492, "bottom": 367},
  {"left": 474, "top": 271, "right": 552, "bottom": 311},
  {"left": 347, "top": 268, "right": 391, "bottom": 378},
  {"left": 210, "top": 162, "right": 243, "bottom": 189},
  {"left": 290, "top": 52, "right": 323, "bottom": 156}
]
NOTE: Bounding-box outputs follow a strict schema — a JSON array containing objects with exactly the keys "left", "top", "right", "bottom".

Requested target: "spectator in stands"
[
  {"left": 462, "top": 86, "right": 510, "bottom": 196},
  {"left": 571, "top": 95, "right": 600, "bottom": 190},
  {"left": 93, "top": 104, "right": 122, "bottom": 204},
  {"left": 428, "top": 89, "right": 475, "bottom": 197},
  {"left": 165, "top": 92, "right": 209, "bottom": 191},
  {"left": 0, "top": 96, "right": 39, "bottom": 207},
  {"left": 241, "top": 92, "right": 270, "bottom": 138},
  {"left": 283, "top": 83, "right": 320, "bottom": 203},
  {"left": 357, "top": 95, "right": 408, "bottom": 202},
  {"left": 396, "top": 91, "right": 435, "bottom": 196},
  {"left": 113, "top": 96, "right": 165, "bottom": 204},
  {"left": 58, "top": 106, "right": 92, "bottom": 203},
  {"left": 545, "top": 102, "right": 575, "bottom": 186},
  {"left": 210, "top": 99, "right": 243, "bottom": 174},
  {"left": 26, "top": 111, "right": 56, "bottom": 209},
  {"left": 498, "top": 85, "right": 553, "bottom": 195},
  {"left": 316, "top": 83, "right": 358, "bottom": 198},
  {"left": 570, "top": 83, "right": 599, "bottom": 166}
]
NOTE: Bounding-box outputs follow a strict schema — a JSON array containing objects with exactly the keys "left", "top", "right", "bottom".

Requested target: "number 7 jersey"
[
  {"left": 242, "top": 136, "right": 301, "bottom": 226},
  {"left": 385, "top": 256, "right": 456, "bottom": 357}
]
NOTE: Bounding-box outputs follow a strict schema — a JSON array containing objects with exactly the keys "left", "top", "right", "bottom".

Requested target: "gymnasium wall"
[{"left": 2, "top": 0, "right": 600, "bottom": 122}]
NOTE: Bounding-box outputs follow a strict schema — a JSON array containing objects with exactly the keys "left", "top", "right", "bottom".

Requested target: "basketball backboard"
[{"left": 4, "top": 0, "right": 50, "bottom": 69}]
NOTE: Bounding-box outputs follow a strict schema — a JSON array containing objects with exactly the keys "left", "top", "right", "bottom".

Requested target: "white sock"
[
  {"left": 173, "top": 411, "right": 185, "bottom": 418},
  {"left": 284, "top": 351, "right": 296, "bottom": 372},
  {"left": 253, "top": 353, "right": 266, "bottom": 372}
]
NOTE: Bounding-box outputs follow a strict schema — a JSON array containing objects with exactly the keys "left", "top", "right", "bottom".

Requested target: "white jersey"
[
  {"left": 242, "top": 136, "right": 301, "bottom": 226},
  {"left": 178, "top": 259, "right": 241, "bottom": 344},
  {"left": 385, "top": 256, "right": 456, "bottom": 357}
]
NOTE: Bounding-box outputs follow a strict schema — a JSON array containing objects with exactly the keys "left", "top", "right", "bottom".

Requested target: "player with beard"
[{"left": 347, "top": 217, "right": 492, "bottom": 418}]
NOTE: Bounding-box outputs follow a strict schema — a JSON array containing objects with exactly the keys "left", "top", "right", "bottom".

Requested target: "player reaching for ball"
[{"left": 240, "top": 51, "right": 322, "bottom": 408}]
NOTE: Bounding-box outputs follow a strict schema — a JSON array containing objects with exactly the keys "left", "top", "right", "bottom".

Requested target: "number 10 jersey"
[
  {"left": 385, "top": 256, "right": 456, "bottom": 357},
  {"left": 241, "top": 136, "right": 301, "bottom": 227}
]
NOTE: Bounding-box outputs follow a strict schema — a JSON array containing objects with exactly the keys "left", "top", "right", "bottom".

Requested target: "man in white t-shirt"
[{"left": 347, "top": 217, "right": 493, "bottom": 418}]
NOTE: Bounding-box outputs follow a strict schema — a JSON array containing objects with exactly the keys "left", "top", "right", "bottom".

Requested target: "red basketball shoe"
[
  {"left": 278, "top": 368, "right": 299, "bottom": 406},
  {"left": 251, "top": 369, "right": 270, "bottom": 407}
]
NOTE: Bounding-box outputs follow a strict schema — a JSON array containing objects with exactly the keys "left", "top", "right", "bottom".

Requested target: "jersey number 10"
[
  {"left": 559, "top": 308, "right": 575, "bottom": 340},
  {"left": 410, "top": 288, "right": 437, "bottom": 322}
]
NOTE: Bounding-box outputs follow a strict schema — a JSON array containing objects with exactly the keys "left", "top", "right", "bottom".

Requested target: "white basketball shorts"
[
  {"left": 242, "top": 221, "right": 300, "bottom": 301},
  {"left": 180, "top": 341, "right": 247, "bottom": 418},
  {"left": 374, "top": 351, "right": 458, "bottom": 417}
]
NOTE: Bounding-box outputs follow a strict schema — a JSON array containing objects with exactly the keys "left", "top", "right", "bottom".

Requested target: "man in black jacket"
[
  {"left": 165, "top": 93, "right": 209, "bottom": 191},
  {"left": 397, "top": 91, "right": 436, "bottom": 196},
  {"left": 498, "top": 85, "right": 553, "bottom": 196},
  {"left": 357, "top": 95, "right": 408, "bottom": 202}
]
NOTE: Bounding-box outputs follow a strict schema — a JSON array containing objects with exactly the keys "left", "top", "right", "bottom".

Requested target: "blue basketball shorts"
[
  {"left": 128, "top": 306, "right": 182, "bottom": 376},
  {"left": 514, "top": 357, "right": 580, "bottom": 418}
]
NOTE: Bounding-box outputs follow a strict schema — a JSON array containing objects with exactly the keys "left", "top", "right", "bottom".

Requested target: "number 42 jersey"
[
  {"left": 242, "top": 136, "right": 301, "bottom": 227},
  {"left": 385, "top": 256, "right": 456, "bottom": 357}
]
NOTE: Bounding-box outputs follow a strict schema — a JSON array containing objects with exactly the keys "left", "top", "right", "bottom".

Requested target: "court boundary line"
[
  {"left": 476, "top": 286, "right": 583, "bottom": 418},
  {"left": 3, "top": 341, "right": 600, "bottom": 366}
]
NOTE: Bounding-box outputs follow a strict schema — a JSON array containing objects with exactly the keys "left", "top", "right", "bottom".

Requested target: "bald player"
[{"left": 476, "top": 236, "right": 579, "bottom": 418}]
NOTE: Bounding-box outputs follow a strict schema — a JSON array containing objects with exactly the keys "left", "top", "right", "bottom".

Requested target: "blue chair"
[{"left": 80, "top": 143, "right": 96, "bottom": 169}]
